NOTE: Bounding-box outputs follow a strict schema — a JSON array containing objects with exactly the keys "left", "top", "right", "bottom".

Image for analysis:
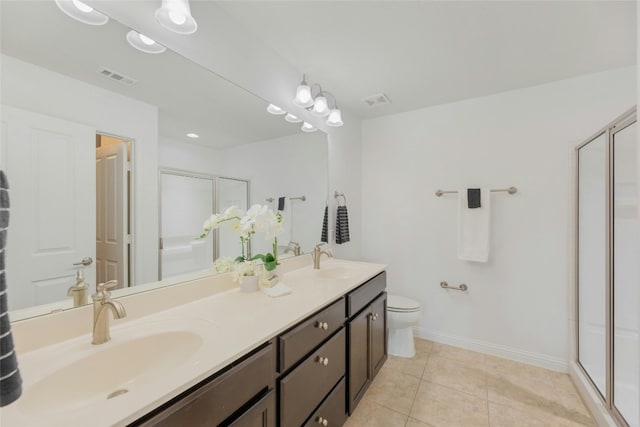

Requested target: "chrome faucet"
[
  {"left": 312, "top": 243, "right": 333, "bottom": 269},
  {"left": 284, "top": 241, "right": 302, "bottom": 257},
  {"left": 91, "top": 280, "right": 126, "bottom": 345}
]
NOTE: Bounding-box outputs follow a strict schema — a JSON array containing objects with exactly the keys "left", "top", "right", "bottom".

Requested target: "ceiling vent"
[
  {"left": 97, "top": 66, "right": 137, "bottom": 86},
  {"left": 363, "top": 93, "right": 391, "bottom": 108}
]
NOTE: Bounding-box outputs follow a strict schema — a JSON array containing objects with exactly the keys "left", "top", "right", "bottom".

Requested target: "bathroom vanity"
[{"left": 4, "top": 258, "right": 386, "bottom": 427}]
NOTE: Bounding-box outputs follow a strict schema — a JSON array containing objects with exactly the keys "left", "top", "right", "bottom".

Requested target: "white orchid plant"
[{"left": 200, "top": 204, "right": 283, "bottom": 276}]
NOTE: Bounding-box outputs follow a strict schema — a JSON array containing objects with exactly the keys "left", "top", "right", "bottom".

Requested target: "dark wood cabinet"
[
  {"left": 226, "top": 390, "right": 276, "bottom": 427},
  {"left": 347, "top": 273, "right": 387, "bottom": 415},
  {"left": 303, "top": 378, "right": 347, "bottom": 427}
]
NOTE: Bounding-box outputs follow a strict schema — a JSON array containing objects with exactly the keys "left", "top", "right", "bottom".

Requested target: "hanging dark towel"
[
  {"left": 278, "top": 197, "right": 285, "bottom": 211},
  {"left": 0, "top": 171, "right": 21, "bottom": 407},
  {"left": 467, "top": 188, "right": 481, "bottom": 209},
  {"left": 335, "top": 205, "right": 350, "bottom": 245},
  {"left": 321, "top": 205, "right": 328, "bottom": 243}
]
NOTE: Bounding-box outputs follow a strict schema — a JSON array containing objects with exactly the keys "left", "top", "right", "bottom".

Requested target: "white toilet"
[{"left": 387, "top": 294, "right": 422, "bottom": 358}]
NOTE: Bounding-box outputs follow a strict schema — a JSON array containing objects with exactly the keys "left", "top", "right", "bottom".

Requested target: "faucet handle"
[{"left": 95, "top": 280, "right": 118, "bottom": 298}]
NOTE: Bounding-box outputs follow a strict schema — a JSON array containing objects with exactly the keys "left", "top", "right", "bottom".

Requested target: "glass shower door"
[
  {"left": 612, "top": 119, "right": 639, "bottom": 427},
  {"left": 577, "top": 132, "right": 608, "bottom": 398}
]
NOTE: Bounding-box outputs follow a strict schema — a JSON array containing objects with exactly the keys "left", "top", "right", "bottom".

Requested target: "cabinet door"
[
  {"left": 348, "top": 307, "right": 370, "bottom": 414},
  {"left": 370, "top": 293, "right": 387, "bottom": 378},
  {"left": 227, "top": 390, "right": 276, "bottom": 427}
]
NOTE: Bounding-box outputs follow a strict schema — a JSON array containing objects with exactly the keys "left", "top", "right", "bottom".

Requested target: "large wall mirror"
[{"left": 0, "top": 1, "right": 329, "bottom": 320}]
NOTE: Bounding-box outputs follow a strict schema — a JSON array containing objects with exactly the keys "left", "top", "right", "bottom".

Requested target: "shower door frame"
[{"left": 574, "top": 106, "right": 637, "bottom": 427}]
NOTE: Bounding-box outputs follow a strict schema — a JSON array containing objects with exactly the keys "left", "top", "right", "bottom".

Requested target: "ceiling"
[
  {"left": 218, "top": 1, "right": 637, "bottom": 119},
  {"left": 0, "top": 1, "right": 302, "bottom": 148}
]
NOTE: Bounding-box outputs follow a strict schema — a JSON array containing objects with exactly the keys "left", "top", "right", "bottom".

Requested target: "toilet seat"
[{"left": 388, "top": 295, "right": 421, "bottom": 313}]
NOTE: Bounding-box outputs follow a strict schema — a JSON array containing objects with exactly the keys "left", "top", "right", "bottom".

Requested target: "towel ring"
[{"left": 334, "top": 191, "right": 347, "bottom": 206}]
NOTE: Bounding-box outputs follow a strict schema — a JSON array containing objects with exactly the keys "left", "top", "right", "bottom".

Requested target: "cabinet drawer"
[
  {"left": 226, "top": 389, "right": 275, "bottom": 427},
  {"left": 303, "top": 377, "right": 347, "bottom": 427},
  {"left": 279, "top": 298, "right": 345, "bottom": 372},
  {"left": 280, "top": 329, "right": 346, "bottom": 427},
  {"left": 347, "top": 272, "right": 386, "bottom": 318},
  {"left": 138, "top": 342, "right": 275, "bottom": 427}
]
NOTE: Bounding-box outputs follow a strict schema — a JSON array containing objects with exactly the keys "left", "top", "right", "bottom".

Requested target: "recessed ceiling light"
[
  {"left": 126, "top": 30, "right": 166, "bottom": 54},
  {"left": 55, "top": 0, "right": 109, "bottom": 25},
  {"left": 186, "top": 133, "right": 199, "bottom": 138}
]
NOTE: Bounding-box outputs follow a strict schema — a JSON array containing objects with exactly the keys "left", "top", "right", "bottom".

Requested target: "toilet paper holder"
[{"left": 440, "top": 281, "right": 468, "bottom": 292}]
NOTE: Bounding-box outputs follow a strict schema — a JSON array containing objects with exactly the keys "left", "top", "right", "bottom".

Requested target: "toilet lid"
[{"left": 388, "top": 295, "right": 421, "bottom": 312}]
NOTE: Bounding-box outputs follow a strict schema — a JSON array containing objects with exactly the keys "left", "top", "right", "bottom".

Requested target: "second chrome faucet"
[{"left": 92, "top": 280, "right": 127, "bottom": 345}]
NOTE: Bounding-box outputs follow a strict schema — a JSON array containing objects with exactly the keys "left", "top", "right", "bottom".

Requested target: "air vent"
[
  {"left": 97, "top": 66, "right": 137, "bottom": 86},
  {"left": 363, "top": 93, "right": 391, "bottom": 108}
]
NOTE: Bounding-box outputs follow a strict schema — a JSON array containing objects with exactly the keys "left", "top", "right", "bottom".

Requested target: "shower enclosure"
[{"left": 576, "top": 107, "right": 638, "bottom": 427}]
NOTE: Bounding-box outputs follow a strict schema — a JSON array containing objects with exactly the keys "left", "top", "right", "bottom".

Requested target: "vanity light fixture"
[
  {"left": 284, "top": 113, "right": 302, "bottom": 123},
  {"left": 292, "top": 75, "right": 344, "bottom": 127},
  {"left": 293, "top": 75, "right": 314, "bottom": 108},
  {"left": 326, "top": 108, "right": 343, "bottom": 127},
  {"left": 186, "top": 133, "right": 199, "bottom": 138},
  {"left": 54, "top": 0, "right": 109, "bottom": 26},
  {"left": 126, "top": 30, "right": 166, "bottom": 54},
  {"left": 310, "top": 94, "right": 330, "bottom": 117},
  {"left": 301, "top": 122, "right": 317, "bottom": 133},
  {"left": 155, "top": 0, "right": 198, "bottom": 35},
  {"left": 266, "top": 104, "right": 287, "bottom": 115}
]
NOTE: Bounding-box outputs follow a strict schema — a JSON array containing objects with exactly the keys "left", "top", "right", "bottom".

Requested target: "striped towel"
[
  {"left": 0, "top": 171, "right": 21, "bottom": 407},
  {"left": 335, "top": 205, "right": 350, "bottom": 245},
  {"left": 321, "top": 205, "right": 328, "bottom": 243}
]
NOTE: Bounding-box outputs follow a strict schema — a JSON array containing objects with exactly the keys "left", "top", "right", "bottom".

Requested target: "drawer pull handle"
[
  {"left": 316, "top": 416, "right": 329, "bottom": 426},
  {"left": 316, "top": 356, "right": 329, "bottom": 366},
  {"left": 315, "top": 321, "right": 329, "bottom": 330},
  {"left": 371, "top": 313, "right": 378, "bottom": 321}
]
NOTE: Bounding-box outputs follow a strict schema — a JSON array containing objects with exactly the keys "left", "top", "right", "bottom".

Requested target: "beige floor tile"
[
  {"left": 423, "top": 354, "right": 488, "bottom": 398},
  {"left": 489, "top": 401, "right": 575, "bottom": 427},
  {"left": 414, "top": 338, "right": 434, "bottom": 355},
  {"left": 410, "top": 381, "right": 489, "bottom": 427},
  {"left": 384, "top": 352, "right": 430, "bottom": 378},
  {"left": 405, "top": 417, "right": 434, "bottom": 427},
  {"left": 344, "top": 396, "right": 408, "bottom": 427},
  {"left": 367, "top": 367, "right": 421, "bottom": 414},
  {"left": 486, "top": 370, "right": 594, "bottom": 426},
  {"left": 431, "top": 342, "right": 486, "bottom": 366}
]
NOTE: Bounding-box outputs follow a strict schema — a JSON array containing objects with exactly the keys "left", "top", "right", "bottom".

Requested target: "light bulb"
[
  {"left": 293, "top": 84, "right": 313, "bottom": 108},
  {"left": 327, "top": 108, "right": 343, "bottom": 127},
  {"left": 72, "top": 0, "right": 93, "bottom": 13},
  {"left": 139, "top": 34, "right": 156, "bottom": 45},
  {"left": 169, "top": 11, "right": 186, "bottom": 25},
  {"left": 266, "top": 104, "right": 286, "bottom": 115},
  {"left": 301, "top": 122, "right": 317, "bottom": 133},
  {"left": 285, "top": 113, "right": 302, "bottom": 123},
  {"left": 310, "top": 95, "right": 330, "bottom": 117}
]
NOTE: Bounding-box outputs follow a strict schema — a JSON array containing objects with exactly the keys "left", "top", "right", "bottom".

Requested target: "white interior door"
[
  {"left": 96, "top": 136, "right": 127, "bottom": 289},
  {"left": 0, "top": 105, "right": 96, "bottom": 310}
]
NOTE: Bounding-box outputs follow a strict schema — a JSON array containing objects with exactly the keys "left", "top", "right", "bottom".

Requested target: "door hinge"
[
  {"left": 127, "top": 234, "right": 133, "bottom": 244},
  {"left": 126, "top": 161, "right": 132, "bottom": 172},
  {"left": 159, "top": 237, "right": 164, "bottom": 250}
]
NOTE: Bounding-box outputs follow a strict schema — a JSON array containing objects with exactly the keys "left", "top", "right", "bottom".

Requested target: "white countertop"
[{"left": 1, "top": 258, "right": 386, "bottom": 427}]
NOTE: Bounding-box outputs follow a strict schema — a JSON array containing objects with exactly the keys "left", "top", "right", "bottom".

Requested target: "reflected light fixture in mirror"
[
  {"left": 301, "top": 122, "right": 317, "bottom": 133},
  {"left": 54, "top": 0, "right": 108, "bottom": 25},
  {"left": 155, "top": 0, "right": 198, "bottom": 35},
  {"left": 285, "top": 113, "right": 302, "bottom": 123},
  {"left": 126, "top": 30, "right": 167, "bottom": 54},
  {"left": 266, "top": 104, "right": 286, "bottom": 115}
]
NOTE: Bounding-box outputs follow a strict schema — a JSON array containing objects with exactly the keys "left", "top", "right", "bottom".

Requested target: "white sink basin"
[
  {"left": 20, "top": 330, "right": 203, "bottom": 414},
  {"left": 314, "top": 265, "right": 359, "bottom": 280}
]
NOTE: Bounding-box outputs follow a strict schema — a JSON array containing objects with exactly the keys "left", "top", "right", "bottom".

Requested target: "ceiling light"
[
  {"left": 285, "top": 113, "right": 302, "bottom": 123},
  {"left": 155, "top": 0, "right": 198, "bottom": 35},
  {"left": 126, "top": 30, "right": 166, "bottom": 54},
  {"left": 266, "top": 104, "right": 286, "bottom": 115},
  {"left": 293, "top": 75, "right": 314, "bottom": 108},
  {"left": 301, "top": 122, "right": 317, "bottom": 133},
  {"left": 326, "top": 108, "right": 343, "bottom": 127},
  {"left": 310, "top": 95, "right": 330, "bottom": 117},
  {"left": 186, "top": 133, "right": 199, "bottom": 138},
  {"left": 55, "top": 0, "right": 109, "bottom": 25}
]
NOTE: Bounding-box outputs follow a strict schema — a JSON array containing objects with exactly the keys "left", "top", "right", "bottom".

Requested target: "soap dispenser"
[{"left": 67, "top": 267, "right": 89, "bottom": 307}]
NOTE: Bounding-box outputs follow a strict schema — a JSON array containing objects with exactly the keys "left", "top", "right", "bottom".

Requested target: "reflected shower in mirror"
[{"left": 0, "top": 1, "right": 328, "bottom": 319}]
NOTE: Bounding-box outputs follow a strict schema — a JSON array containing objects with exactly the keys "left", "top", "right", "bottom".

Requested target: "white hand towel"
[
  {"left": 278, "top": 200, "right": 292, "bottom": 246},
  {"left": 457, "top": 188, "right": 491, "bottom": 262},
  {"left": 261, "top": 282, "right": 292, "bottom": 298}
]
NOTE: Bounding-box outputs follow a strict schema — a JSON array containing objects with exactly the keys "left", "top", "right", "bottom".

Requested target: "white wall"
[
  {"left": 0, "top": 54, "right": 159, "bottom": 286},
  {"left": 361, "top": 66, "right": 637, "bottom": 370}
]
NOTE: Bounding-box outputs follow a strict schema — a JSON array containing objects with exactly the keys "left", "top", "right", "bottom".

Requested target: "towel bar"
[
  {"left": 440, "top": 281, "right": 468, "bottom": 291},
  {"left": 435, "top": 187, "right": 517, "bottom": 197}
]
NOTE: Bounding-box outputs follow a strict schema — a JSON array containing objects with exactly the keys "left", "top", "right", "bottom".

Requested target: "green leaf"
[{"left": 234, "top": 256, "right": 246, "bottom": 263}]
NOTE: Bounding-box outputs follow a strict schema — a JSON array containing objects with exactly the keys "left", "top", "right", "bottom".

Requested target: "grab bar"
[{"left": 440, "top": 281, "right": 468, "bottom": 292}]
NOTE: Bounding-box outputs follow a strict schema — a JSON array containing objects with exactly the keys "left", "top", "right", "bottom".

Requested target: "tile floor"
[{"left": 345, "top": 339, "right": 595, "bottom": 427}]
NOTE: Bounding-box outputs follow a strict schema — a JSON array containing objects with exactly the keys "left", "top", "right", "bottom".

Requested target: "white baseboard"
[{"left": 415, "top": 327, "right": 569, "bottom": 373}]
